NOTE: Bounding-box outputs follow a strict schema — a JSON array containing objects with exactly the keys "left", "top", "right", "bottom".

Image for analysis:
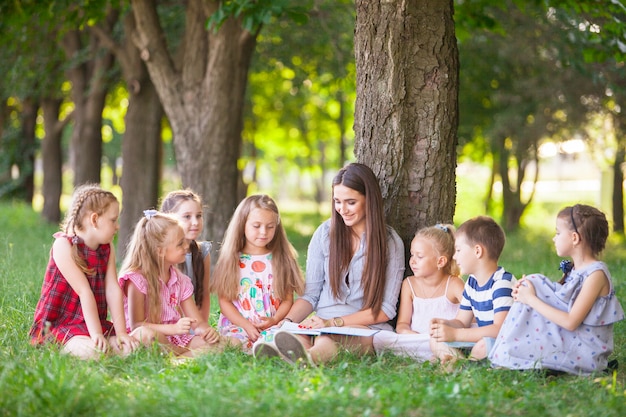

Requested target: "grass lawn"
[{"left": 1, "top": 200, "right": 625, "bottom": 417}]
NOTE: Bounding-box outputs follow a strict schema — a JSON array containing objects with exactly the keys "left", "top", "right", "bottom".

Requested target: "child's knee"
[
  {"left": 469, "top": 337, "right": 496, "bottom": 360},
  {"left": 62, "top": 336, "right": 101, "bottom": 360}
]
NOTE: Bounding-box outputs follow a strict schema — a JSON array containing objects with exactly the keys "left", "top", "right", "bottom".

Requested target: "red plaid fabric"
[{"left": 30, "top": 232, "right": 114, "bottom": 345}]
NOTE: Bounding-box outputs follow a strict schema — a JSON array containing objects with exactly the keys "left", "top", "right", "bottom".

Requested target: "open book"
[{"left": 280, "top": 321, "right": 380, "bottom": 337}]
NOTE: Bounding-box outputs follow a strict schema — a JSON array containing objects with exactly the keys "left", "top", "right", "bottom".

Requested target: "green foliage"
[
  {"left": 1, "top": 202, "right": 626, "bottom": 416},
  {"left": 546, "top": 0, "right": 626, "bottom": 64},
  {"left": 208, "top": 0, "right": 309, "bottom": 33},
  {"left": 243, "top": 0, "right": 355, "bottom": 197}
]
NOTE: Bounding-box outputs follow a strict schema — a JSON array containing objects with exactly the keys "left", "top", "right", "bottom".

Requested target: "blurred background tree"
[{"left": 1, "top": 0, "right": 625, "bottom": 247}]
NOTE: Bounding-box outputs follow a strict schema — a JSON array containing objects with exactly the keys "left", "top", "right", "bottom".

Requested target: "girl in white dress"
[{"left": 373, "top": 224, "right": 464, "bottom": 361}]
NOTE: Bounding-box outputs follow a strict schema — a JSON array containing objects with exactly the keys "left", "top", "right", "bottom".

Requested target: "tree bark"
[
  {"left": 354, "top": 0, "right": 458, "bottom": 250},
  {"left": 611, "top": 112, "right": 625, "bottom": 234},
  {"left": 41, "top": 98, "right": 66, "bottom": 223},
  {"left": 19, "top": 97, "right": 38, "bottom": 203},
  {"left": 91, "top": 10, "right": 164, "bottom": 258},
  {"left": 131, "top": 0, "right": 257, "bottom": 245},
  {"left": 612, "top": 145, "right": 624, "bottom": 234},
  {"left": 61, "top": 11, "right": 117, "bottom": 187}
]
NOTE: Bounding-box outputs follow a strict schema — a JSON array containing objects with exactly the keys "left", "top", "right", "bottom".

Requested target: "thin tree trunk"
[
  {"left": 612, "top": 144, "right": 625, "bottom": 234},
  {"left": 62, "top": 11, "right": 117, "bottom": 187},
  {"left": 118, "top": 80, "right": 163, "bottom": 257},
  {"left": 41, "top": 98, "right": 65, "bottom": 223},
  {"left": 90, "top": 10, "right": 164, "bottom": 259},
  {"left": 20, "top": 97, "right": 38, "bottom": 203}
]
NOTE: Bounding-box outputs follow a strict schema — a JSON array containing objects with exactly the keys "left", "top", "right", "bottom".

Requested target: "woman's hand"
[{"left": 299, "top": 315, "right": 326, "bottom": 329}]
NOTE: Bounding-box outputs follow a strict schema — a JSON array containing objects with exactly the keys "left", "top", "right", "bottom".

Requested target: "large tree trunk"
[
  {"left": 41, "top": 98, "right": 65, "bottom": 223},
  {"left": 131, "top": 0, "right": 257, "bottom": 245},
  {"left": 353, "top": 0, "right": 458, "bottom": 250},
  {"left": 62, "top": 11, "right": 117, "bottom": 187}
]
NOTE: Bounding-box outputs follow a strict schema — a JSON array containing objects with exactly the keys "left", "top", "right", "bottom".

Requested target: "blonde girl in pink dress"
[
  {"left": 118, "top": 211, "right": 225, "bottom": 357},
  {"left": 212, "top": 195, "right": 305, "bottom": 352},
  {"left": 160, "top": 189, "right": 213, "bottom": 321}
]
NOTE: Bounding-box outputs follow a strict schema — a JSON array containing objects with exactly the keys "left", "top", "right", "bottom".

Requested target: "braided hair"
[{"left": 61, "top": 184, "right": 118, "bottom": 274}]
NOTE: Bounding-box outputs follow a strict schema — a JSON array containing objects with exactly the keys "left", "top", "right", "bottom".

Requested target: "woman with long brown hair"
[{"left": 256, "top": 163, "right": 404, "bottom": 365}]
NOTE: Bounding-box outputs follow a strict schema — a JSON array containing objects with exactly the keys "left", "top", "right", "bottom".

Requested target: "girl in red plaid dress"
[
  {"left": 30, "top": 184, "right": 140, "bottom": 359},
  {"left": 118, "top": 211, "right": 226, "bottom": 357}
]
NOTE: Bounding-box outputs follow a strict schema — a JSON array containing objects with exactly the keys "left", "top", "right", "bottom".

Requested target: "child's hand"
[
  {"left": 513, "top": 275, "right": 527, "bottom": 290},
  {"left": 244, "top": 322, "right": 261, "bottom": 342},
  {"left": 175, "top": 317, "right": 196, "bottom": 335},
  {"left": 430, "top": 319, "right": 455, "bottom": 342},
  {"left": 91, "top": 334, "right": 109, "bottom": 353},
  {"left": 255, "top": 316, "right": 276, "bottom": 330},
  {"left": 199, "top": 326, "right": 221, "bottom": 344},
  {"left": 114, "top": 334, "right": 140, "bottom": 354},
  {"left": 513, "top": 279, "right": 536, "bottom": 305}
]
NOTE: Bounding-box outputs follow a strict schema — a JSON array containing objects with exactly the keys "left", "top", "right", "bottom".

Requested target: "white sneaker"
[
  {"left": 274, "top": 331, "right": 315, "bottom": 367},
  {"left": 253, "top": 342, "right": 283, "bottom": 360}
]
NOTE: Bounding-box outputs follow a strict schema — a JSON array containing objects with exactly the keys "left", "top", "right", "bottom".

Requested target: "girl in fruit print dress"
[{"left": 212, "top": 195, "right": 305, "bottom": 352}]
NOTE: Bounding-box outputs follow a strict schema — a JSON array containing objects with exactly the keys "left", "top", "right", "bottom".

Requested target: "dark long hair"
[
  {"left": 329, "top": 163, "right": 388, "bottom": 316},
  {"left": 160, "top": 189, "right": 207, "bottom": 308},
  {"left": 557, "top": 204, "right": 608, "bottom": 284}
]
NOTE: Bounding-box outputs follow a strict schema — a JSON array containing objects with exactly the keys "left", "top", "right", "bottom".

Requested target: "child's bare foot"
[{"left": 440, "top": 354, "right": 458, "bottom": 372}]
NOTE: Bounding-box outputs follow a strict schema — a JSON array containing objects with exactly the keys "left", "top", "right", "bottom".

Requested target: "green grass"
[{"left": 1, "top": 201, "right": 625, "bottom": 417}]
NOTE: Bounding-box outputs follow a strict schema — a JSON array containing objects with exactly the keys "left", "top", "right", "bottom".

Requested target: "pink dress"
[
  {"left": 373, "top": 276, "right": 460, "bottom": 360},
  {"left": 118, "top": 266, "right": 195, "bottom": 348},
  {"left": 218, "top": 253, "right": 280, "bottom": 351}
]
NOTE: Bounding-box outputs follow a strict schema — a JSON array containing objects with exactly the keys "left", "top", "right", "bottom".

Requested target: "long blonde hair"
[
  {"left": 414, "top": 224, "right": 460, "bottom": 277},
  {"left": 212, "top": 195, "right": 304, "bottom": 301},
  {"left": 160, "top": 189, "right": 207, "bottom": 308},
  {"left": 120, "top": 212, "right": 182, "bottom": 323},
  {"left": 62, "top": 184, "right": 118, "bottom": 275}
]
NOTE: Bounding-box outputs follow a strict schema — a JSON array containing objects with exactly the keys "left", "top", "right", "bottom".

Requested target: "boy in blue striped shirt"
[{"left": 429, "top": 216, "right": 516, "bottom": 364}]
